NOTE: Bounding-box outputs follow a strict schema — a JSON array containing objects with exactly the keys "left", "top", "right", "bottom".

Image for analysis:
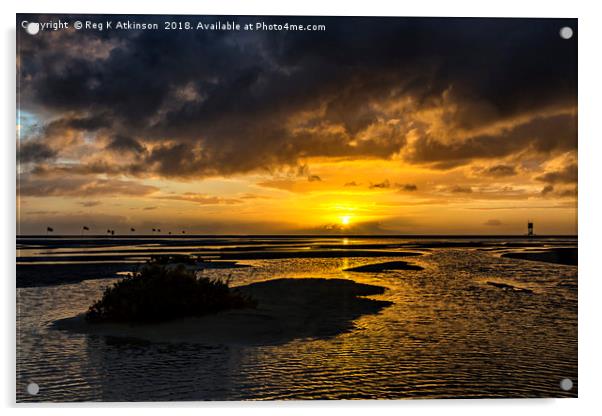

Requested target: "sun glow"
[{"left": 340, "top": 215, "right": 351, "bottom": 225}]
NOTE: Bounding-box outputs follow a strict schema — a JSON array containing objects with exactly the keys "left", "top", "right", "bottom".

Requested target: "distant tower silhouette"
[{"left": 527, "top": 220, "right": 534, "bottom": 237}]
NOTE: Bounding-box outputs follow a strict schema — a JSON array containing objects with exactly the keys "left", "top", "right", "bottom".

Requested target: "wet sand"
[
  {"left": 16, "top": 260, "right": 246, "bottom": 288},
  {"left": 53, "top": 278, "right": 392, "bottom": 346},
  {"left": 486, "top": 281, "right": 534, "bottom": 294},
  {"left": 344, "top": 260, "right": 423, "bottom": 272},
  {"left": 18, "top": 250, "right": 421, "bottom": 264},
  {"left": 502, "top": 248, "right": 577, "bottom": 266},
  {"left": 16, "top": 263, "right": 137, "bottom": 288}
]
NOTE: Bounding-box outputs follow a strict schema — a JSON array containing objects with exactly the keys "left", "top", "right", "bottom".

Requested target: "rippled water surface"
[{"left": 16, "top": 237, "right": 577, "bottom": 401}]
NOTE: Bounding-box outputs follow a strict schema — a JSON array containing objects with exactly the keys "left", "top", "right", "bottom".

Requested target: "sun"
[{"left": 340, "top": 215, "right": 351, "bottom": 226}]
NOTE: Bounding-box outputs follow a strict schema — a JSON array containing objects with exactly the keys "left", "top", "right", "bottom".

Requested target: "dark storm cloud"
[
  {"left": 43, "top": 114, "right": 110, "bottom": 135},
  {"left": 407, "top": 113, "right": 576, "bottom": 168},
  {"left": 18, "top": 141, "right": 57, "bottom": 163},
  {"left": 106, "top": 135, "right": 145, "bottom": 154},
  {"left": 62, "top": 114, "right": 109, "bottom": 131},
  {"left": 481, "top": 164, "right": 517, "bottom": 177},
  {"left": 536, "top": 163, "right": 577, "bottom": 184},
  {"left": 144, "top": 143, "right": 205, "bottom": 177},
  {"left": 539, "top": 184, "right": 577, "bottom": 198},
  {"left": 541, "top": 184, "right": 555, "bottom": 196},
  {"left": 18, "top": 175, "right": 159, "bottom": 197},
  {"left": 18, "top": 15, "right": 577, "bottom": 177},
  {"left": 31, "top": 160, "right": 125, "bottom": 176}
]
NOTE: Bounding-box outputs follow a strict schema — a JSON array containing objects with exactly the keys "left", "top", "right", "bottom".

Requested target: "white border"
[{"left": 3, "top": 1, "right": 602, "bottom": 414}]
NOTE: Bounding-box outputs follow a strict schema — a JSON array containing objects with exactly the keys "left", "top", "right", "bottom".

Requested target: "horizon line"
[{"left": 16, "top": 234, "right": 578, "bottom": 239}]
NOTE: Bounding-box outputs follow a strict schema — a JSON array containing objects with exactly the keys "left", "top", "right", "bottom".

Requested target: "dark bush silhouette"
[{"left": 85, "top": 261, "right": 255, "bottom": 323}]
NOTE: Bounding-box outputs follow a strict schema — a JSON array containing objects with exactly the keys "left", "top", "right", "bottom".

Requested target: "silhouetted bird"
[
  {"left": 182, "top": 230, "right": 186, "bottom": 234},
  {"left": 83, "top": 226, "right": 89, "bottom": 231},
  {"left": 158, "top": 228, "right": 161, "bottom": 232},
  {"left": 131, "top": 228, "right": 135, "bottom": 232},
  {"left": 111, "top": 230, "right": 115, "bottom": 236},
  {"left": 152, "top": 228, "right": 156, "bottom": 232},
  {"left": 46, "top": 226, "right": 54, "bottom": 233}
]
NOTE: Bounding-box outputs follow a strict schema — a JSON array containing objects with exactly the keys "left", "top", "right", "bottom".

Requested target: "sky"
[{"left": 16, "top": 15, "right": 577, "bottom": 235}]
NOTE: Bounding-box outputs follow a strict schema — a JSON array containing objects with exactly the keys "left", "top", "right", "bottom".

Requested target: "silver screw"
[
  {"left": 559, "top": 27, "right": 573, "bottom": 40},
  {"left": 560, "top": 378, "right": 573, "bottom": 391},
  {"left": 26, "top": 382, "right": 39, "bottom": 395}
]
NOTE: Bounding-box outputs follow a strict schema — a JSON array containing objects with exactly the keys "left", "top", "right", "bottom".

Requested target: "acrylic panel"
[{"left": 16, "top": 14, "right": 577, "bottom": 402}]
